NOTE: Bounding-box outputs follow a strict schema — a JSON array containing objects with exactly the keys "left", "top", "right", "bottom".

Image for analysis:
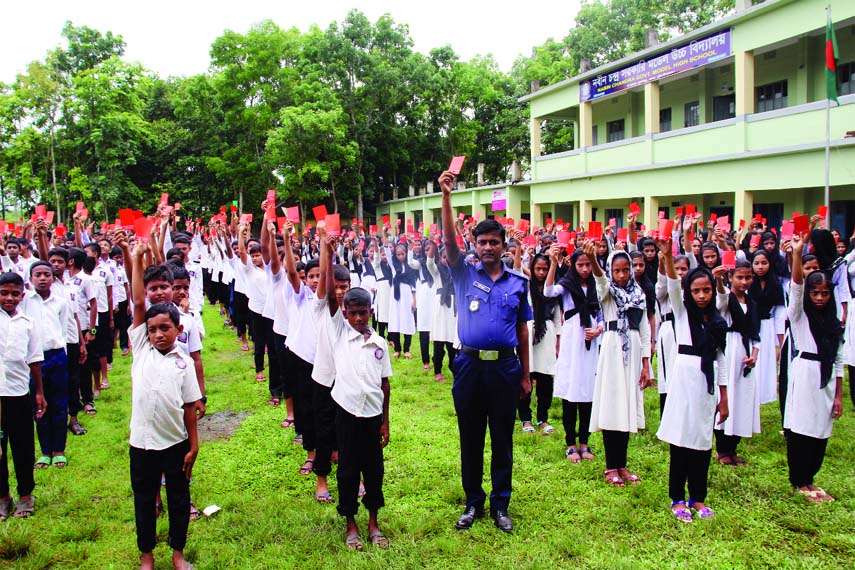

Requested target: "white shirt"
[
  {"left": 328, "top": 308, "right": 392, "bottom": 418},
  {"left": 271, "top": 269, "right": 290, "bottom": 336},
  {"left": 311, "top": 297, "right": 335, "bottom": 387},
  {"left": 89, "top": 261, "right": 115, "bottom": 312},
  {"left": 177, "top": 311, "right": 203, "bottom": 354},
  {"left": 113, "top": 265, "right": 129, "bottom": 303},
  {"left": 231, "top": 256, "right": 247, "bottom": 294},
  {"left": 128, "top": 323, "right": 202, "bottom": 450},
  {"left": 243, "top": 260, "right": 268, "bottom": 314},
  {"left": 19, "top": 289, "right": 71, "bottom": 352},
  {"left": 0, "top": 309, "right": 43, "bottom": 396},
  {"left": 65, "top": 271, "right": 97, "bottom": 331},
  {"left": 186, "top": 260, "right": 204, "bottom": 313},
  {"left": 285, "top": 282, "right": 318, "bottom": 364}
]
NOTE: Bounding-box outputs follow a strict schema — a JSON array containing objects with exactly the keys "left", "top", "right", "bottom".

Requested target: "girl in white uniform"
[
  {"left": 655, "top": 255, "right": 690, "bottom": 415},
  {"left": 427, "top": 246, "right": 458, "bottom": 383},
  {"left": 384, "top": 244, "right": 416, "bottom": 359},
  {"left": 585, "top": 243, "right": 652, "bottom": 488},
  {"left": 544, "top": 246, "right": 603, "bottom": 463},
  {"left": 657, "top": 241, "right": 728, "bottom": 523},
  {"left": 373, "top": 248, "right": 391, "bottom": 340},
  {"left": 749, "top": 250, "right": 786, "bottom": 405},
  {"left": 410, "top": 240, "right": 438, "bottom": 370},
  {"left": 713, "top": 259, "right": 761, "bottom": 467},
  {"left": 784, "top": 235, "right": 844, "bottom": 503}
]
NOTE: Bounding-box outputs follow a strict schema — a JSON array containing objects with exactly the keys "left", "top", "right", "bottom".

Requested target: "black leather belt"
[
  {"left": 793, "top": 350, "right": 821, "bottom": 362},
  {"left": 564, "top": 308, "right": 579, "bottom": 320},
  {"left": 460, "top": 344, "right": 516, "bottom": 361},
  {"left": 678, "top": 344, "right": 702, "bottom": 356},
  {"left": 605, "top": 320, "right": 618, "bottom": 331},
  {"left": 660, "top": 313, "right": 674, "bottom": 324}
]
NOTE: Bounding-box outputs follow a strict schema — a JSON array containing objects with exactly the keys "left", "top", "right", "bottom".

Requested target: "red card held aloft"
[
  {"left": 325, "top": 214, "right": 341, "bottom": 236},
  {"left": 523, "top": 235, "right": 537, "bottom": 247},
  {"left": 750, "top": 233, "right": 761, "bottom": 248},
  {"left": 793, "top": 214, "right": 809, "bottom": 236},
  {"left": 174, "top": 202, "right": 181, "bottom": 211},
  {"left": 370, "top": 224, "right": 378, "bottom": 234},
  {"left": 557, "top": 231, "right": 572, "bottom": 247},
  {"left": 710, "top": 213, "right": 718, "bottom": 222},
  {"left": 817, "top": 205, "right": 828, "bottom": 217},
  {"left": 658, "top": 219, "right": 675, "bottom": 237},
  {"left": 722, "top": 250, "right": 736, "bottom": 270},
  {"left": 220, "top": 206, "right": 227, "bottom": 213},
  {"left": 239, "top": 213, "right": 253, "bottom": 225},
  {"left": 448, "top": 155, "right": 466, "bottom": 175},
  {"left": 266, "top": 190, "right": 276, "bottom": 204},
  {"left": 55, "top": 224, "right": 66, "bottom": 238},
  {"left": 276, "top": 217, "right": 288, "bottom": 232},
  {"left": 608, "top": 218, "right": 617, "bottom": 228},
  {"left": 628, "top": 202, "right": 641, "bottom": 214},
  {"left": 312, "top": 205, "right": 328, "bottom": 222},
  {"left": 617, "top": 228, "right": 628, "bottom": 242},
  {"left": 285, "top": 206, "right": 300, "bottom": 223},
  {"left": 686, "top": 204, "right": 696, "bottom": 216},
  {"left": 587, "top": 221, "right": 603, "bottom": 240},
  {"left": 431, "top": 223, "right": 438, "bottom": 235},
  {"left": 35, "top": 204, "right": 47, "bottom": 218},
  {"left": 45, "top": 211, "right": 55, "bottom": 225},
  {"left": 119, "top": 209, "right": 135, "bottom": 228},
  {"left": 717, "top": 215, "right": 729, "bottom": 230},
  {"left": 456, "top": 235, "right": 464, "bottom": 248},
  {"left": 265, "top": 204, "right": 276, "bottom": 222},
  {"left": 160, "top": 192, "right": 169, "bottom": 205},
  {"left": 676, "top": 206, "right": 684, "bottom": 216},
  {"left": 134, "top": 217, "right": 152, "bottom": 242},
  {"left": 517, "top": 219, "right": 530, "bottom": 232},
  {"left": 76, "top": 201, "right": 85, "bottom": 214},
  {"left": 780, "top": 220, "right": 794, "bottom": 240}
]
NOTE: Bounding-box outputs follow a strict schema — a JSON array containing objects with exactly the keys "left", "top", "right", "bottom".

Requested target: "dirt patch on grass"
[{"left": 197, "top": 410, "right": 250, "bottom": 443}]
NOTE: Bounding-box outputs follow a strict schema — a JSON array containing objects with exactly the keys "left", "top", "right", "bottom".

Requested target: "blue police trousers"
[
  {"left": 31, "top": 348, "right": 68, "bottom": 456},
  {"left": 451, "top": 352, "right": 522, "bottom": 513}
]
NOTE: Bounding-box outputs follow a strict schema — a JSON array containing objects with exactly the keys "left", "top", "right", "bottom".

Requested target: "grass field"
[{"left": 1, "top": 304, "right": 854, "bottom": 569}]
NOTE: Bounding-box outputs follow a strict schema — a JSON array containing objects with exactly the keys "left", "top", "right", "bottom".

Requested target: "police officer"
[{"left": 439, "top": 170, "right": 532, "bottom": 533}]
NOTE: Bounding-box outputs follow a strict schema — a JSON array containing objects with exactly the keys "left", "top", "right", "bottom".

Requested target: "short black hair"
[
  {"left": 29, "top": 260, "right": 54, "bottom": 276},
  {"left": 333, "top": 264, "right": 351, "bottom": 282},
  {"left": 145, "top": 302, "right": 181, "bottom": 326},
  {"left": 0, "top": 272, "right": 24, "bottom": 287},
  {"left": 166, "top": 248, "right": 186, "bottom": 261},
  {"left": 248, "top": 244, "right": 262, "bottom": 255},
  {"left": 68, "top": 247, "right": 87, "bottom": 269},
  {"left": 142, "top": 264, "right": 175, "bottom": 286},
  {"left": 84, "top": 243, "right": 100, "bottom": 256},
  {"left": 48, "top": 247, "right": 69, "bottom": 262},
  {"left": 472, "top": 219, "right": 505, "bottom": 243},
  {"left": 296, "top": 261, "right": 306, "bottom": 273},
  {"left": 168, "top": 262, "right": 190, "bottom": 281},
  {"left": 110, "top": 246, "right": 123, "bottom": 258},
  {"left": 305, "top": 258, "right": 320, "bottom": 273},
  {"left": 172, "top": 235, "right": 191, "bottom": 246},
  {"left": 343, "top": 287, "right": 371, "bottom": 308}
]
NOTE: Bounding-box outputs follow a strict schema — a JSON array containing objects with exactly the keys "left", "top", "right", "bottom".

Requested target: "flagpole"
[{"left": 824, "top": 5, "right": 832, "bottom": 229}]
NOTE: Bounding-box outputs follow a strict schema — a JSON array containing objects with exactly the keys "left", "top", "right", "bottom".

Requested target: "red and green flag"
[{"left": 826, "top": 10, "right": 839, "bottom": 104}]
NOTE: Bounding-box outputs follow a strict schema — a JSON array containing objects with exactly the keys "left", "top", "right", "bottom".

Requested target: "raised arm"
[
  {"left": 260, "top": 201, "right": 272, "bottom": 265},
  {"left": 267, "top": 220, "right": 280, "bottom": 275},
  {"left": 132, "top": 241, "right": 150, "bottom": 327},
  {"left": 439, "top": 170, "right": 459, "bottom": 266},
  {"left": 282, "top": 220, "right": 303, "bottom": 293},
  {"left": 238, "top": 223, "right": 249, "bottom": 266}
]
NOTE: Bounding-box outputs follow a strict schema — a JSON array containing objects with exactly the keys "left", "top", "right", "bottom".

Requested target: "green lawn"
[{"left": 2, "top": 305, "right": 854, "bottom": 569}]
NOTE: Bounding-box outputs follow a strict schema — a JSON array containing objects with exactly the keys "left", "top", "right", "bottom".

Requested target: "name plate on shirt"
[{"left": 473, "top": 282, "right": 491, "bottom": 294}]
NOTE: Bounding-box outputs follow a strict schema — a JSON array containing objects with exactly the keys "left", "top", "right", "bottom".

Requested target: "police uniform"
[{"left": 448, "top": 255, "right": 532, "bottom": 515}]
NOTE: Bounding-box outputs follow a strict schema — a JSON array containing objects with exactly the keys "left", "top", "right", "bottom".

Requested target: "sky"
[{"left": 3, "top": 0, "right": 583, "bottom": 82}]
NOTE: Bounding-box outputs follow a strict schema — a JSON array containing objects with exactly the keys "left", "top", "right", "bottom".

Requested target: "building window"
[
  {"left": 592, "top": 125, "right": 598, "bottom": 146},
  {"left": 684, "top": 101, "right": 700, "bottom": 127},
  {"left": 840, "top": 62, "right": 855, "bottom": 96},
  {"left": 712, "top": 95, "right": 735, "bottom": 121},
  {"left": 756, "top": 80, "right": 788, "bottom": 112},
  {"left": 659, "top": 108, "right": 672, "bottom": 132},
  {"left": 604, "top": 208, "right": 623, "bottom": 227},
  {"left": 606, "top": 119, "right": 625, "bottom": 143}
]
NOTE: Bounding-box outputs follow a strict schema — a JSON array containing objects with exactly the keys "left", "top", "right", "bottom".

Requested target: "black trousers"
[
  {"left": 312, "top": 383, "right": 337, "bottom": 477},
  {"left": 272, "top": 333, "right": 293, "bottom": 400},
  {"left": 714, "top": 430, "right": 741, "bottom": 457},
  {"left": 250, "top": 312, "right": 280, "bottom": 397},
  {"left": 601, "top": 430, "right": 630, "bottom": 470},
  {"left": 518, "top": 372, "right": 553, "bottom": 424},
  {"left": 0, "top": 395, "right": 36, "bottom": 498},
  {"left": 335, "top": 406, "right": 384, "bottom": 517},
  {"left": 233, "top": 291, "right": 250, "bottom": 338},
  {"left": 67, "top": 342, "right": 83, "bottom": 417},
  {"left": 115, "top": 300, "right": 131, "bottom": 350},
  {"left": 563, "top": 401, "right": 592, "bottom": 446},
  {"left": 388, "top": 332, "right": 411, "bottom": 353},
  {"left": 292, "top": 355, "right": 316, "bottom": 452},
  {"left": 433, "top": 341, "right": 457, "bottom": 375},
  {"left": 659, "top": 393, "right": 668, "bottom": 417},
  {"left": 376, "top": 321, "right": 387, "bottom": 339},
  {"left": 669, "top": 444, "right": 711, "bottom": 503},
  {"left": 81, "top": 339, "right": 97, "bottom": 403},
  {"left": 778, "top": 337, "right": 790, "bottom": 425},
  {"left": 130, "top": 440, "right": 191, "bottom": 553},
  {"left": 451, "top": 353, "right": 521, "bottom": 513},
  {"left": 95, "top": 311, "right": 113, "bottom": 361},
  {"left": 786, "top": 431, "right": 828, "bottom": 488},
  {"left": 418, "top": 331, "right": 431, "bottom": 364}
]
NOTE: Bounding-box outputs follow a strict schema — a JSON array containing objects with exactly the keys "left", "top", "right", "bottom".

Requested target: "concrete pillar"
[
  {"left": 579, "top": 102, "right": 593, "bottom": 148},
  {"left": 734, "top": 190, "right": 754, "bottom": 225},
  {"left": 422, "top": 198, "right": 434, "bottom": 233},
  {"left": 579, "top": 199, "right": 593, "bottom": 227},
  {"left": 735, "top": 50, "right": 755, "bottom": 116},
  {"left": 506, "top": 188, "right": 522, "bottom": 222},
  {"left": 471, "top": 193, "right": 487, "bottom": 221},
  {"left": 644, "top": 81, "right": 660, "bottom": 135},
  {"left": 530, "top": 202, "right": 542, "bottom": 228},
  {"left": 530, "top": 117, "right": 542, "bottom": 162},
  {"left": 644, "top": 195, "right": 660, "bottom": 231}
]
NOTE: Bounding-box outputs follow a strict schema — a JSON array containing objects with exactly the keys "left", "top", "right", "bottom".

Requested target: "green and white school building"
[{"left": 377, "top": 0, "right": 855, "bottom": 235}]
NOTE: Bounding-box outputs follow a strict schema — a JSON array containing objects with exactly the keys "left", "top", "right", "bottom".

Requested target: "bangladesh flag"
[{"left": 826, "top": 11, "right": 839, "bottom": 104}]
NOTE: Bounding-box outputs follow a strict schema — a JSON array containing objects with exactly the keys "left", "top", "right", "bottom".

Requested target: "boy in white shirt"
[
  {"left": 0, "top": 272, "right": 47, "bottom": 520},
  {"left": 129, "top": 241, "right": 200, "bottom": 570}
]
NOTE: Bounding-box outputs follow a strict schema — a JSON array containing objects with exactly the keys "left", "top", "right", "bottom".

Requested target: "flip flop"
[
  {"left": 314, "top": 491, "right": 334, "bottom": 504},
  {"left": 281, "top": 418, "right": 295, "bottom": 429},
  {"left": 345, "top": 533, "right": 363, "bottom": 551},
  {"left": 521, "top": 422, "right": 536, "bottom": 433},
  {"left": 13, "top": 498, "right": 34, "bottom": 518},
  {"left": 671, "top": 500, "right": 693, "bottom": 523},
  {"left": 299, "top": 458, "right": 314, "bottom": 476},
  {"left": 35, "top": 456, "right": 51, "bottom": 469},
  {"left": 52, "top": 455, "right": 68, "bottom": 468},
  {"left": 68, "top": 421, "right": 87, "bottom": 436},
  {"left": 604, "top": 469, "right": 625, "bottom": 487},
  {"left": 688, "top": 500, "right": 714, "bottom": 519},
  {"left": 189, "top": 502, "right": 201, "bottom": 521},
  {"left": 566, "top": 446, "right": 581, "bottom": 464},
  {"left": 619, "top": 468, "right": 641, "bottom": 484},
  {"left": 0, "top": 498, "right": 11, "bottom": 521},
  {"left": 84, "top": 403, "right": 97, "bottom": 415},
  {"left": 538, "top": 422, "right": 555, "bottom": 435},
  {"left": 369, "top": 530, "right": 389, "bottom": 548}
]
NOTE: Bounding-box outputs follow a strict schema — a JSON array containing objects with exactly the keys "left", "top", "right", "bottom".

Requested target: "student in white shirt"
[
  {"left": 238, "top": 223, "right": 276, "bottom": 384},
  {"left": 0, "top": 272, "right": 46, "bottom": 520},
  {"left": 21, "top": 262, "right": 75, "bottom": 469},
  {"left": 110, "top": 247, "right": 132, "bottom": 356},
  {"left": 128, "top": 241, "right": 200, "bottom": 570},
  {"left": 83, "top": 243, "right": 114, "bottom": 391}
]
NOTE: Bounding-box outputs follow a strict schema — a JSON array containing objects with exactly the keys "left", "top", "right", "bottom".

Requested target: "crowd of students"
[{"left": 0, "top": 190, "right": 853, "bottom": 566}]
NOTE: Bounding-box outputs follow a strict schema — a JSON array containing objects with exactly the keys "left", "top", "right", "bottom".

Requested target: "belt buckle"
[{"left": 480, "top": 350, "right": 499, "bottom": 361}]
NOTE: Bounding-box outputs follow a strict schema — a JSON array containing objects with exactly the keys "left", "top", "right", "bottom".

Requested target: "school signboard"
[{"left": 580, "top": 28, "right": 732, "bottom": 103}]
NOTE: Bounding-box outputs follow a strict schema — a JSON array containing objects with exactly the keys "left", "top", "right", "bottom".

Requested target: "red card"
[
  {"left": 284, "top": 206, "right": 300, "bottom": 223},
  {"left": 81, "top": 208, "right": 88, "bottom": 220},
  {"left": 266, "top": 190, "right": 276, "bottom": 204},
  {"left": 617, "top": 228, "right": 628, "bottom": 242},
  {"left": 686, "top": 204, "right": 696, "bottom": 216},
  {"left": 55, "top": 224, "right": 66, "bottom": 238},
  {"left": 608, "top": 218, "right": 617, "bottom": 228},
  {"left": 239, "top": 213, "right": 253, "bottom": 224},
  {"left": 406, "top": 220, "right": 415, "bottom": 234},
  {"left": 818, "top": 205, "right": 828, "bottom": 217},
  {"left": 448, "top": 155, "right": 466, "bottom": 175},
  {"left": 456, "top": 235, "right": 464, "bottom": 248},
  {"left": 160, "top": 192, "right": 169, "bottom": 205},
  {"left": 710, "top": 213, "right": 718, "bottom": 223},
  {"left": 587, "top": 221, "right": 603, "bottom": 240},
  {"left": 220, "top": 206, "right": 227, "bottom": 213},
  {"left": 431, "top": 223, "right": 438, "bottom": 234},
  {"left": 557, "top": 231, "right": 572, "bottom": 247},
  {"left": 698, "top": 221, "right": 704, "bottom": 228},
  {"left": 265, "top": 204, "right": 276, "bottom": 222},
  {"left": 722, "top": 250, "right": 736, "bottom": 269},
  {"left": 739, "top": 219, "right": 745, "bottom": 230},
  {"left": 1, "top": 220, "right": 10, "bottom": 234},
  {"left": 370, "top": 224, "right": 378, "bottom": 234},
  {"left": 658, "top": 219, "right": 675, "bottom": 237},
  {"left": 312, "top": 205, "right": 328, "bottom": 222},
  {"left": 75, "top": 201, "right": 85, "bottom": 214},
  {"left": 418, "top": 221, "right": 424, "bottom": 232},
  {"left": 45, "top": 211, "right": 54, "bottom": 224},
  {"left": 523, "top": 235, "right": 537, "bottom": 247},
  {"left": 565, "top": 244, "right": 576, "bottom": 255},
  {"left": 628, "top": 202, "right": 640, "bottom": 214},
  {"left": 458, "top": 212, "right": 465, "bottom": 221},
  {"left": 658, "top": 210, "right": 665, "bottom": 219},
  {"left": 276, "top": 217, "right": 287, "bottom": 232},
  {"left": 761, "top": 218, "right": 766, "bottom": 226},
  {"left": 134, "top": 218, "right": 152, "bottom": 242},
  {"left": 101, "top": 222, "right": 108, "bottom": 233},
  {"left": 517, "top": 219, "right": 530, "bottom": 232},
  {"left": 717, "top": 216, "right": 729, "bottom": 231},
  {"left": 546, "top": 217, "right": 552, "bottom": 225},
  {"left": 791, "top": 211, "right": 800, "bottom": 220},
  {"left": 230, "top": 205, "right": 238, "bottom": 213},
  {"left": 325, "top": 213, "right": 341, "bottom": 236},
  {"left": 793, "top": 214, "right": 809, "bottom": 236},
  {"left": 35, "top": 204, "right": 47, "bottom": 218},
  {"left": 780, "top": 221, "right": 794, "bottom": 240},
  {"left": 174, "top": 202, "right": 181, "bottom": 211},
  {"left": 750, "top": 234, "right": 761, "bottom": 248},
  {"left": 507, "top": 218, "right": 514, "bottom": 227},
  {"left": 119, "top": 209, "right": 135, "bottom": 228},
  {"left": 382, "top": 214, "right": 390, "bottom": 225},
  {"left": 676, "top": 207, "right": 684, "bottom": 216}
]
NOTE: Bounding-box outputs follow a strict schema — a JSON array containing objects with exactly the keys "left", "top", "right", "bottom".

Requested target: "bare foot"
[
  {"left": 172, "top": 550, "right": 192, "bottom": 569},
  {"left": 139, "top": 552, "right": 154, "bottom": 570}
]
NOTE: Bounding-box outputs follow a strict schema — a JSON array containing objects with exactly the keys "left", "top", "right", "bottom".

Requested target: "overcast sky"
[{"left": 3, "top": 0, "right": 583, "bottom": 82}]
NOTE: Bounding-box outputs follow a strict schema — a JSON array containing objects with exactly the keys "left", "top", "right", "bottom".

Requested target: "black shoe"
[
  {"left": 455, "top": 505, "right": 484, "bottom": 530},
  {"left": 492, "top": 509, "right": 513, "bottom": 532}
]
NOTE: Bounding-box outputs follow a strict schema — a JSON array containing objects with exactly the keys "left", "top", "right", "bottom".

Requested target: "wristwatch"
[{"left": 90, "top": 328, "right": 97, "bottom": 335}]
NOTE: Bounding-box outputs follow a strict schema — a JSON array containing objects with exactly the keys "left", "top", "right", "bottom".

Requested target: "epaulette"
[{"left": 506, "top": 268, "right": 529, "bottom": 280}]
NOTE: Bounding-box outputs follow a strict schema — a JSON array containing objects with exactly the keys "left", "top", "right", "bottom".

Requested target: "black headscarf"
[
  {"left": 748, "top": 250, "right": 785, "bottom": 319},
  {"left": 700, "top": 242, "right": 722, "bottom": 270},
  {"left": 390, "top": 245, "right": 416, "bottom": 301},
  {"left": 415, "top": 239, "right": 435, "bottom": 288},
  {"left": 529, "top": 254, "right": 558, "bottom": 345},
  {"left": 631, "top": 251, "right": 656, "bottom": 316},
  {"left": 727, "top": 265, "right": 761, "bottom": 356},
  {"left": 557, "top": 249, "right": 600, "bottom": 350},
  {"left": 683, "top": 267, "right": 728, "bottom": 394},
  {"left": 638, "top": 237, "right": 660, "bottom": 285},
  {"left": 803, "top": 271, "right": 844, "bottom": 389},
  {"left": 436, "top": 248, "right": 455, "bottom": 314}
]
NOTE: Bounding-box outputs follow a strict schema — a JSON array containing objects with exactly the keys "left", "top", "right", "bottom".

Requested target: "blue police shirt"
[{"left": 449, "top": 255, "right": 533, "bottom": 350}]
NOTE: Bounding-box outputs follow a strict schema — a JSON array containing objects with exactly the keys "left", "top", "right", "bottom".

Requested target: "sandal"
[
  {"left": 732, "top": 456, "right": 749, "bottom": 467},
  {"left": 314, "top": 491, "right": 334, "bottom": 504},
  {"left": 716, "top": 453, "right": 735, "bottom": 466},
  {"left": 52, "top": 455, "right": 68, "bottom": 468},
  {"left": 255, "top": 373, "right": 266, "bottom": 382},
  {"left": 435, "top": 374, "right": 445, "bottom": 383},
  {"left": 671, "top": 500, "right": 693, "bottom": 523},
  {"left": 293, "top": 434, "right": 304, "bottom": 447},
  {"left": 35, "top": 456, "right": 51, "bottom": 469},
  {"left": 281, "top": 418, "right": 295, "bottom": 429},
  {"left": 404, "top": 352, "right": 412, "bottom": 360},
  {"left": 521, "top": 421, "right": 535, "bottom": 433},
  {"left": 13, "top": 498, "right": 34, "bottom": 518},
  {"left": 813, "top": 487, "right": 835, "bottom": 502},
  {"left": 299, "top": 458, "right": 314, "bottom": 476},
  {"left": 538, "top": 422, "right": 555, "bottom": 435},
  {"left": 84, "top": 403, "right": 97, "bottom": 415},
  {"left": 619, "top": 468, "right": 641, "bottom": 485},
  {"left": 580, "top": 446, "right": 595, "bottom": 460},
  {"left": 345, "top": 533, "right": 363, "bottom": 551},
  {"left": 566, "top": 446, "right": 581, "bottom": 464},
  {"left": 604, "top": 469, "right": 625, "bottom": 487},
  {"left": 796, "top": 488, "right": 823, "bottom": 503},
  {"left": 268, "top": 398, "right": 280, "bottom": 406},
  {"left": 100, "top": 381, "right": 110, "bottom": 390},
  {"left": 688, "top": 500, "right": 714, "bottom": 519},
  {"left": 241, "top": 344, "right": 250, "bottom": 351},
  {"left": 68, "top": 421, "right": 87, "bottom": 436},
  {"left": 423, "top": 363, "right": 430, "bottom": 371},
  {"left": 189, "top": 502, "right": 201, "bottom": 521},
  {"left": 0, "top": 498, "right": 11, "bottom": 521},
  {"left": 369, "top": 530, "right": 389, "bottom": 548}
]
